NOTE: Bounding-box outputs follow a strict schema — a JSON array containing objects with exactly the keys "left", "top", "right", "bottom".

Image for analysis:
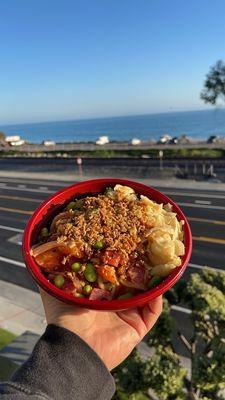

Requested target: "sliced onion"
[
  {"left": 67, "top": 272, "right": 84, "bottom": 292},
  {"left": 97, "top": 275, "right": 106, "bottom": 290},
  {"left": 30, "top": 241, "right": 60, "bottom": 257},
  {"left": 30, "top": 238, "right": 77, "bottom": 257}
]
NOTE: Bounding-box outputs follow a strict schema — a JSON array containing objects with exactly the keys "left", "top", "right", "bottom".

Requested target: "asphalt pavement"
[{"left": 0, "top": 176, "right": 224, "bottom": 294}]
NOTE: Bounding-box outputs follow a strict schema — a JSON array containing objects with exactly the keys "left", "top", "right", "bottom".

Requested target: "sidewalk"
[
  {"left": 0, "top": 280, "right": 46, "bottom": 336},
  {"left": 1, "top": 170, "right": 225, "bottom": 191}
]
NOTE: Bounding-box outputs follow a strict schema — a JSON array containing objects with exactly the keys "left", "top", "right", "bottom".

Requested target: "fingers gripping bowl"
[{"left": 23, "top": 179, "right": 192, "bottom": 311}]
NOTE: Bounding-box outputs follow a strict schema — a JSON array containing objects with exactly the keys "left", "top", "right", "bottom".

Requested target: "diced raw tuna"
[
  {"left": 128, "top": 266, "right": 146, "bottom": 284},
  {"left": 89, "top": 288, "right": 112, "bottom": 301}
]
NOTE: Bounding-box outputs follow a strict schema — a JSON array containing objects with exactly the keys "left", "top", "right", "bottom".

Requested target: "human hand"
[{"left": 40, "top": 289, "right": 162, "bottom": 370}]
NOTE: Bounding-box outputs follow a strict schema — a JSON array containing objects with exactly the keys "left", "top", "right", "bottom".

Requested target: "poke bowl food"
[{"left": 24, "top": 180, "right": 192, "bottom": 309}]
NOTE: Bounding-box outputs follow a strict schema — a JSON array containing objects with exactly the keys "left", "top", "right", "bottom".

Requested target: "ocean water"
[{"left": 1, "top": 109, "right": 225, "bottom": 143}]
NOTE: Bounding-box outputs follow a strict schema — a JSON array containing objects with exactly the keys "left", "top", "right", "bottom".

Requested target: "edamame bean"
[
  {"left": 53, "top": 275, "right": 65, "bottom": 288},
  {"left": 71, "top": 262, "right": 81, "bottom": 272},
  {"left": 73, "top": 199, "right": 84, "bottom": 210},
  {"left": 117, "top": 293, "right": 133, "bottom": 300},
  {"left": 84, "top": 263, "right": 97, "bottom": 282},
  {"left": 66, "top": 201, "right": 76, "bottom": 211},
  {"left": 93, "top": 240, "right": 104, "bottom": 250},
  {"left": 105, "top": 187, "right": 114, "bottom": 197},
  {"left": 148, "top": 276, "right": 162, "bottom": 288},
  {"left": 83, "top": 285, "right": 92, "bottom": 295},
  {"left": 40, "top": 227, "right": 49, "bottom": 238},
  {"left": 75, "top": 293, "right": 85, "bottom": 298}
]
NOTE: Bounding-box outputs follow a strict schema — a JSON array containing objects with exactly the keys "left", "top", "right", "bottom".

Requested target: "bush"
[
  {"left": 113, "top": 268, "right": 225, "bottom": 399},
  {"left": 144, "top": 346, "right": 186, "bottom": 399},
  {"left": 147, "top": 298, "right": 176, "bottom": 346}
]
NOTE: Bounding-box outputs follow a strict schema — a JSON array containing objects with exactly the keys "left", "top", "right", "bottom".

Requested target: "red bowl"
[{"left": 22, "top": 178, "right": 192, "bottom": 311}]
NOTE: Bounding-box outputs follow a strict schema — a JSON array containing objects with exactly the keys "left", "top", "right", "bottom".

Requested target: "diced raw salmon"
[
  {"left": 97, "top": 265, "right": 119, "bottom": 285},
  {"left": 35, "top": 249, "right": 63, "bottom": 272},
  {"left": 102, "top": 250, "right": 121, "bottom": 267}
]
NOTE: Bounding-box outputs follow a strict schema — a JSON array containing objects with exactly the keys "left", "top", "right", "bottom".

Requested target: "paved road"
[{"left": 0, "top": 176, "right": 224, "bottom": 293}]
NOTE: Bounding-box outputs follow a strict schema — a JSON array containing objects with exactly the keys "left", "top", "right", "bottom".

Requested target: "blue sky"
[{"left": 1, "top": 0, "right": 225, "bottom": 124}]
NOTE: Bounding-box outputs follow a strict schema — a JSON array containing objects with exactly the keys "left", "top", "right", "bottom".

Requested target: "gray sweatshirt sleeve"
[{"left": 0, "top": 324, "right": 115, "bottom": 400}]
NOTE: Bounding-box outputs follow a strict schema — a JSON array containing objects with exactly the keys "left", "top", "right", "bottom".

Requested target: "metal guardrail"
[{"left": 1, "top": 141, "right": 225, "bottom": 152}]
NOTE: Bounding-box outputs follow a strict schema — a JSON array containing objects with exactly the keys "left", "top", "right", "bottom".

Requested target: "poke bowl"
[{"left": 22, "top": 178, "right": 192, "bottom": 311}]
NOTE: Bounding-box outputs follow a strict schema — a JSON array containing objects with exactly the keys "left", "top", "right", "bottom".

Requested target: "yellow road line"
[
  {"left": 0, "top": 207, "right": 33, "bottom": 215},
  {"left": 0, "top": 194, "right": 41, "bottom": 203},
  {"left": 193, "top": 236, "right": 225, "bottom": 245},
  {"left": 189, "top": 217, "right": 225, "bottom": 226},
  {"left": 1, "top": 215, "right": 27, "bottom": 223}
]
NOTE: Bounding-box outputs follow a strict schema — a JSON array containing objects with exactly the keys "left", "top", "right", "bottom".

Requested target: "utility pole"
[{"left": 76, "top": 157, "right": 83, "bottom": 178}]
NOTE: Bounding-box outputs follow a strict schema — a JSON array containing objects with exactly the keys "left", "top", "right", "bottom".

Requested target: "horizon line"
[{"left": 0, "top": 106, "right": 224, "bottom": 128}]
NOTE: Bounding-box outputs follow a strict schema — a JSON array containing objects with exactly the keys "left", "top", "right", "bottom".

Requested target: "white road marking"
[
  {"left": 18, "top": 184, "right": 26, "bottom": 189},
  {"left": 188, "top": 263, "right": 224, "bottom": 272},
  {"left": 0, "top": 185, "right": 54, "bottom": 194},
  {"left": 8, "top": 233, "right": 23, "bottom": 246},
  {"left": 39, "top": 186, "right": 48, "bottom": 190},
  {"left": 194, "top": 200, "right": 211, "bottom": 205},
  {"left": 0, "top": 256, "right": 25, "bottom": 268},
  {"left": 164, "top": 190, "right": 225, "bottom": 200},
  {"left": 171, "top": 305, "right": 191, "bottom": 315},
  {"left": 0, "top": 224, "right": 23, "bottom": 233},
  {"left": 178, "top": 202, "right": 225, "bottom": 210}
]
